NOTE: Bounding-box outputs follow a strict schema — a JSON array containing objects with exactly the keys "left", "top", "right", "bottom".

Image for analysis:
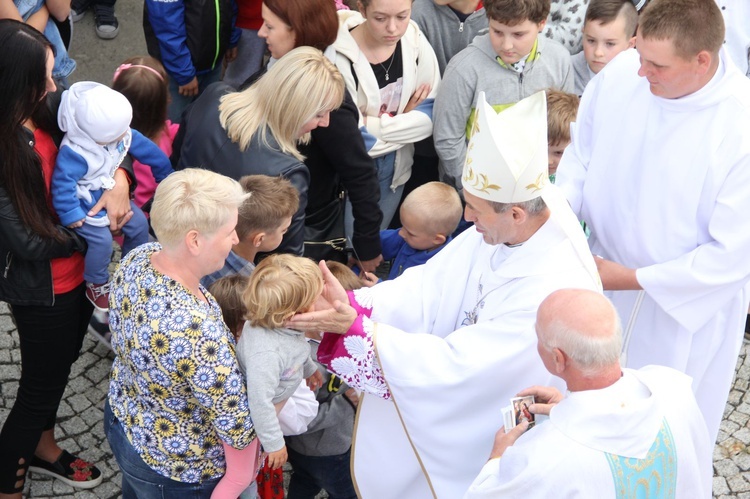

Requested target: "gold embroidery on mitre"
[
  {"left": 525, "top": 172, "right": 547, "bottom": 193},
  {"left": 470, "top": 115, "right": 481, "bottom": 138},
  {"left": 463, "top": 166, "right": 501, "bottom": 193},
  {"left": 464, "top": 166, "right": 475, "bottom": 182}
]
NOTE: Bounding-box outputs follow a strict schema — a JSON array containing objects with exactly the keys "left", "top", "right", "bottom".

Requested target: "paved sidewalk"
[
  {"left": 715, "top": 341, "right": 750, "bottom": 498},
  {"left": 1, "top": 297, "right": 750, "bottom": 497},
  {"left": 0, "top": 302, "right": 120, "bottom": 498}
]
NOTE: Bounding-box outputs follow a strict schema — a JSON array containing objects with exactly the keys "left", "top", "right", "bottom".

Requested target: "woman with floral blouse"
[{"left": 103, "top": 168, "right": 258, "bottom": 498}]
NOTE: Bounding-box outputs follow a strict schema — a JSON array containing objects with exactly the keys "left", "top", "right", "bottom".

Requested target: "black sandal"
[{"left": 28, "top": 450, "right": 103, "bottom": 489}]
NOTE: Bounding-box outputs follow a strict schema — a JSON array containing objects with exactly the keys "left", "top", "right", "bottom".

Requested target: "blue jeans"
[
  {"left": 15, "top": 0, "right": 76, "bottom": 79},
  {"left": 75, "top": 201, "right": 148, "bottom": 283},
  {"left": 286, "top": 447, "right": 357, "bottom": 499},
  {"left": 346, "top": 151, "right": 403, "bottom": 236},
  {"left": 45, "top": 18, "right": 76, "bottom": 79},
  {"left": 223, "top": 29, "right": 266, "bottom": 89},
  {"left": 375, "top": 152, "right": 403, "bottom": 229},
  {"left": 104, "top": 401, "right": 222, "bottom": 499},
  {"left": 168, "top": 65, "right": 222, "bottom": 123}
]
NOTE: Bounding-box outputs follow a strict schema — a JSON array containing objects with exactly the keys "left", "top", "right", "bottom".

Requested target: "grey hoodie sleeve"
[
  {"left": 559, "top": 49, "right": 575, "bottom": 94},
  {"left": 302, "top": 356, "right": 318, "bottom": 379},
  {"left": 433, "top": 58, "right": 476, "bottom": 191}
]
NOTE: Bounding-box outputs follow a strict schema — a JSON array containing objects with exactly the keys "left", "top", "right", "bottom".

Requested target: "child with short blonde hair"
[
  {"left": 546, "top": 89, "right": 580, "bottom": 182},
  {"left": 210, "top": 255, "right": 323, "bottom": 498},
  {"left": 235, "top": 175, "right": 299, "bottom": 249},
  {"left": 283, "top": 259, "right": 362, "bottom": 498},
  {"left": 236, "top": 255, "right": 324, "bottom": 471},
  {"left": 382, "top": 181, "right": 462, "bottom": 279},
  {"left": 244, "top": 256, "right": 323, "bottom": 329}
]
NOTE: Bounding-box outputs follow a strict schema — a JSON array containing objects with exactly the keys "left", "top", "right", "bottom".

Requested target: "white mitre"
[
  {"left": 462, "top": 91, "right": 602, "bottom": 291},
  {"left": 462, "top": 91, "right": 548, "bottom": 203}
]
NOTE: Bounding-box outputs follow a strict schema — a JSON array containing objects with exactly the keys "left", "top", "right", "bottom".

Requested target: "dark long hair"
[
  {"left": 0, "top": 20, "right": 61, "bottom": 241},
  {"left": 112, "top": 56, "right": 170, "bottom": 141}
]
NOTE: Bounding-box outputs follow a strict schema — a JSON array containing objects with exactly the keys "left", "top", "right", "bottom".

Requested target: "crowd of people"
[{"left": 0, "top": 0, "right": 749, "bottom": 497}]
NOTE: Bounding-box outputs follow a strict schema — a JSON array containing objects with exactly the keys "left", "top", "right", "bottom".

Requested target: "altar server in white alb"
[
  {"left": 556, "top": 0, "right": 750, "bottom": 444},
  {"left": 465, "top": 289, "right": 713, "bottom": 498},
  {"left": 288, "top": 91, "right": 601, "bottom": 499}
]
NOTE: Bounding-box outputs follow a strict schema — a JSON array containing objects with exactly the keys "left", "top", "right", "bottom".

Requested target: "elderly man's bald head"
[{"left": 536, "top": 289, "right": 622, "bottom": 375}]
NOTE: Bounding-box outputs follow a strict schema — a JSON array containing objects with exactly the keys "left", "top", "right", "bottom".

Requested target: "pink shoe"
[{"left": 85, "top": 282, "right": 110, "bottom": 312}]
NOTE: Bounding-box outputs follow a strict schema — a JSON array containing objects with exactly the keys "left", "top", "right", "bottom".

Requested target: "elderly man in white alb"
[
  {"left": 465, "top": 289, "right": 712, "bottom": 498},
  {"left": 556, "top": 0, "right": 750, "bottom": 444},
  {"left": 288, "top": 92, "right": 601, "bottom": 499}
]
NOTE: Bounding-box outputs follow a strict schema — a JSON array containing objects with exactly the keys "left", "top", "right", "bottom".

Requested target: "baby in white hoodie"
[{"left": 51, "top": 81, "right": 173, "bottom": 311}]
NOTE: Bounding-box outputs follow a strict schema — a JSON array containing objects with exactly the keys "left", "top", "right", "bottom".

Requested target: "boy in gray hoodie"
[{"left": 433, "top": 0, "right": 573, "bottom": 191}]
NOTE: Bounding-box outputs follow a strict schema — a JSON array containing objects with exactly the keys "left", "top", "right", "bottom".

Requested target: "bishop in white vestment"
[
  {"left": 557, "top": 1, "right": 750, "bottom": 443},
  {"left": 290, "top": 92, "right": 601, "bottom": 498}
]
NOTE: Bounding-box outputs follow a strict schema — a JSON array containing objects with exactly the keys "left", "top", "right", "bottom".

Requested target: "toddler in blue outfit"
[
  {"left": 52, "top": 81, "right": 173, "bottom": 311},
  {"left": 381, "top": 181, "right": 463, "bottom": 279}
]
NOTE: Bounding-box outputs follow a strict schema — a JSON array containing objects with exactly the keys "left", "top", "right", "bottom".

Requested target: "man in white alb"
[
  {"left": 289, "top": 91, "right": 601, "bottom": 498},
  {"left": 556, "top": 0, "right": 750, "bottom": 443},
  {"left": 465, "top": 289, "right": 712, "bottom": 498}
]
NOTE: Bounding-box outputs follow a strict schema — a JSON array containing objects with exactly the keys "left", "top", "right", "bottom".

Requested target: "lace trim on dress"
[
  {"left": 352, "top": 287, "right": 374, "bottom": 311},
  {"left": 330, "top": 316, "right": 390, "bottom": 400}
]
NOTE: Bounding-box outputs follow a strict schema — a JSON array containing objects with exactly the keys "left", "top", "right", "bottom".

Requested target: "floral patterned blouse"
[{"left": 108, "top": 243, "right": 255, "bottom": 482}]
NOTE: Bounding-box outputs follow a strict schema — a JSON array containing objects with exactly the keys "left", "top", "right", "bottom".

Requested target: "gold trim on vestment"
[
  {"left": 350, "top": 393, "right": 364, "bottom": 499},
  {"left": 350, "top": 322, "right": 438, "bottom": 499}
]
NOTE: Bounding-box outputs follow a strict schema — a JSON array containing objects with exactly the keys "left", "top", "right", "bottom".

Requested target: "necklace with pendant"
[{"left": 378, "top": 49, "right": 396, "bottom": 81}]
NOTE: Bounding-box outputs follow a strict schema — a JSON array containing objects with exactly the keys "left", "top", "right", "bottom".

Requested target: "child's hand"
[
  {"left": 267, "top": 446, "right": 287, "bottom": 469},
  {"left": 306, "top": 370, "right": 323, "bottom": 391},
  {"left": 344, "top": 388, "right": 360, "bottom": 408},
  {"left": 67, "top": 218, "right": 85, "bottom": 229}
]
